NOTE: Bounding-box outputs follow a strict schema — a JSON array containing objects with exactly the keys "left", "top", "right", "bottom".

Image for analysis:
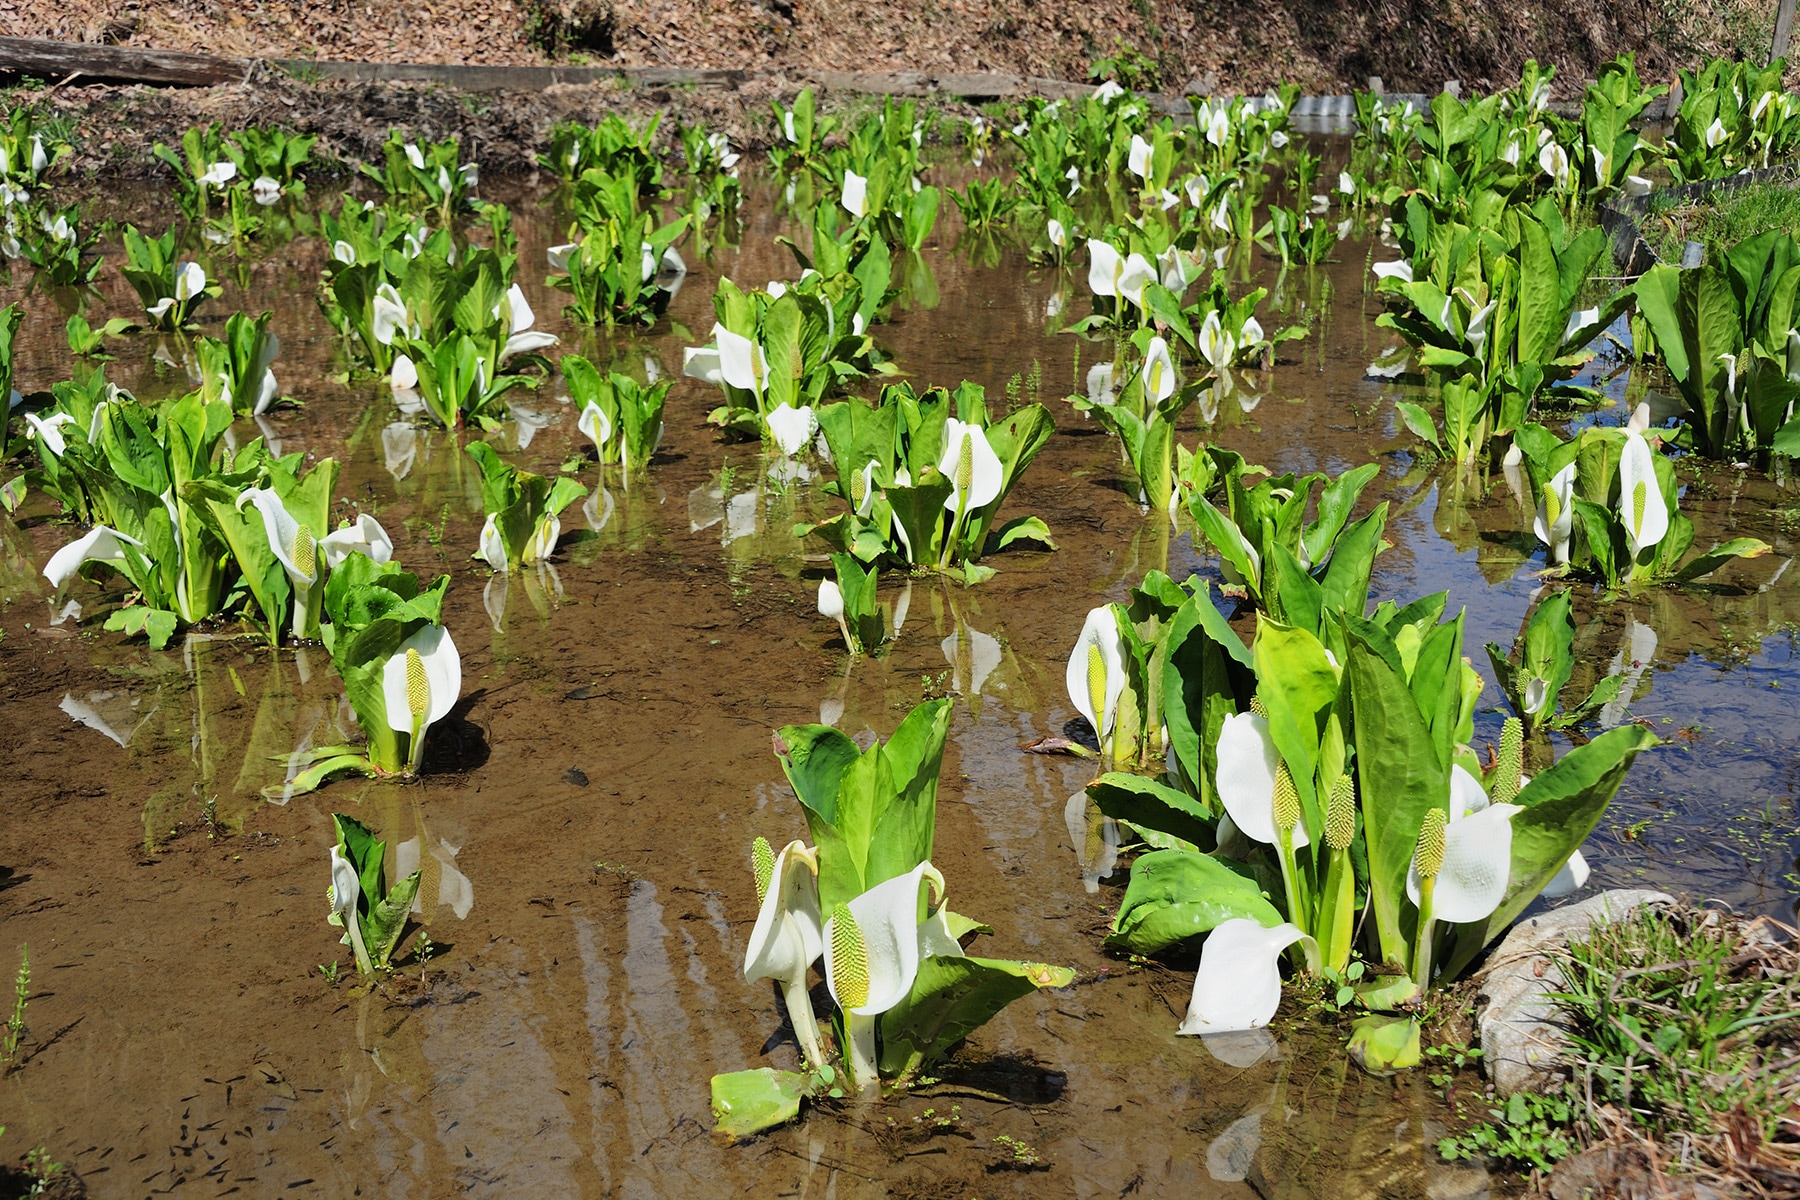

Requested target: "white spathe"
[
  {"left": 1539, "top": 849, "right": 1591, "bottom": 900},
  {"left": 766, "top": 403, "right": 815, "bottom": 457},
  {"left": 1198, "top": 309, "right": 1236, "bottom": 371},
  {"left": 1533, "top": 461, "right": 1576, "bottom": 564},
  {"left": 682, "top": 344, "right": 724, "bottom": 386},
  {"left": 1214, "top": 711, "right": 1311, "bottom": 849},
  {"left": 1406, "top": 765, "right": 1520, "bottom": 924},
  {"left": 1046, "top": 218, "right": 1066, "bottom": 248},
  {"left": 578, "top": 401, "right": 612, "bottom": 454},
  {"left": 43, "top": 526, "right": 145, "bottom": 589},
  {"left": 390, "top": 353, "right": 419, "bottom": 391},
  {"left": 478, "top": 513, "right": 508, "bottom": 571},
  {"left": 842, "top": 171, "right": 868, "bottom": 218},
  {"left": 1087, "top": 239, "right": 1123, "bottom": 298},
  {"left": 239, "top": 487, "right": 317, "bottom": 587},
  {"left": 330, "top": 845, "right": 360, "bottom": 918},
  {"left": 198, "top": 160, "right": 237, "bottom": 188},
  {"left": 500, "top": 282, "right": 558, "bottom": 361},
  {"left": 822, "top": 863, "right": 953, "bottom": 1017},
  {"left": 1117, "top": 253, "right": 1155, "bottom": 310},
  {"left": 174, "top": 261, "right": 207, "bottom": 303},
  {"left": 252, "top": 176, "right": 282, "bottom": 205},
  {"left": 817, "top": 579, "right": 844, "bottom": 620},
  {"left": 319, "top": 514, "right": 395, "bottom": 569},
  {"left": 1371, "top": 259, "right": 1413, "bottom": 282},
  {"left": 744, "top": 840, "right": 825, "bottom": 986},
  {"left": 1128, "top": 134, "right": 1152, "bottom": 179},
  {"left": 1619, "top": 431, "right": 1669, "bottom": 556},
  {"left": 1140, "top": 336, "right": 1177, "bottom": 404},
  {"left": 380, "top": 623, "right": 461, "bottom": 733},
  {"left": 1065, "top": 605, "right": 1127, "bottom": 740},
  {"left": 371, "top": 283, "right": 409, "bottom": 346},
  {"left": 936, "top": 418, "right": 1004, "bottom": 512},
  {"left": 24, "top": 411, "right": 74, "bottom": 457},
  {"left": 1177, "top": 918, "right": 1308, "bottom": 1035},
  {"left": 713, "top": 323, "right": 768, "bottom": 401}
]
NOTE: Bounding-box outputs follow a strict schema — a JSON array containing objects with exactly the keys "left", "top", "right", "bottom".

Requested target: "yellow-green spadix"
[
  {"left": 1405, "top": 765, "right": 1519, "bottom": 924},
  {"left": 381, "top": 624, "right": 462, "bottom": 738}
]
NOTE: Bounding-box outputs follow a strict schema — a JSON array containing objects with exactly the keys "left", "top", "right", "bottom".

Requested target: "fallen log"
[{"left": 0, "top": 35, "right": 247, "bottom": 87}]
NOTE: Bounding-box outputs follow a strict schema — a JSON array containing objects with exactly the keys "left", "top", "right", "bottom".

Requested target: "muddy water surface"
[{"left": 0, "top": 158, "right": 1794, "bottom": 1199}]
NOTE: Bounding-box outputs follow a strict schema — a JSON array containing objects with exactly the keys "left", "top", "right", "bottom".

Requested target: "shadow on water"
[{"left": 0, "top": 146, "right": 1790, "bottom": 1197}]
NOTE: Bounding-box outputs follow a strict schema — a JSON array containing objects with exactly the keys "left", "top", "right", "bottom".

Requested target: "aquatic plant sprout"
[{"left": 712, "top": 701, "right": 1072, "bottom": 1137}]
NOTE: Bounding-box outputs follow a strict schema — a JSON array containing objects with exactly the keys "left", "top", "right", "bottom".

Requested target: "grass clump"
[
  {"left": 1443, "top": 906, "right": 1800, "bottom": 1191},
  {"left": 1648, "top": 178, "right": 1800, "bottom": 263}
]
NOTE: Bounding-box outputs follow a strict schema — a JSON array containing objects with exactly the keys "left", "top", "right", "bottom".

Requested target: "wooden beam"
[
  {"left": 1775, "top": 0, "right": 1799, "bottom": 61},
  {"left": 0, "top": 35, "right": 246, "bottom": 86}
]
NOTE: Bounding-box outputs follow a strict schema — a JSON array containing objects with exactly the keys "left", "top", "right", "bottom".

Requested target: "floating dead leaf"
[{"left": 1020, "top": 736, "right": 1093, "bottom": 757}]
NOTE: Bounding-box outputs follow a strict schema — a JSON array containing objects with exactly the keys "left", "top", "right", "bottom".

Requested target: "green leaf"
[
  {"left": 103, "top": 605, "right": 180, "bottom": 650},
  {"left": 1105, "top": 849, "right": 1282, "bottom": 957},
  {"left": 365, "top": 870, "right": 421, "bottom": 968},
  {"left": 877, "top": 955, "right": 1073, "bottom": 1080},
  {"left": 710, "top": 1068, "right": 806, "bottom": 1139},
  {"left": 1252, "top": 619, "right": 1338, "bottom": 836},
  {"left": 1669, "top": 537, "right": 1771, "bottom": 582},
  {"left": 1395, "top": 401, "right": 1442, "bottom": 451},
  {"left": 1347, "top": 1014, "right": 1421, "bottom": 1075},
  {"left": 1441, "top": 724, "right": 1660, "bottom": 979},
  {"left": 1162, "top": 586, "right": 1254, "bottom": 800},
  {"left": 1087, "top": 772, "right": 1215, "bottom": 850},
  {"left": 1345, "top": 625, "right": 1446, "bottom": 968},
  {"left": 987, "top": 514, "right": 1055, "bottom": 552}
]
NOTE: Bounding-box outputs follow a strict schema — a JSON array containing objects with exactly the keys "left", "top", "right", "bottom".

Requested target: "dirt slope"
[{"left": 0, "top": 0, "right": 1782, "bottom": 96}]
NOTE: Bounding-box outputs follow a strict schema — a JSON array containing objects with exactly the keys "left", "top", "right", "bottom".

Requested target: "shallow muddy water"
[{"left": 0, "top": 152, "right": 1795, "bottom": 1199}]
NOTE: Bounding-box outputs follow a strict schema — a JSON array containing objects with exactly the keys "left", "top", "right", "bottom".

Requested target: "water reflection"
[{"left": 59, "top": 687, "right": 156, "bottom": 747}]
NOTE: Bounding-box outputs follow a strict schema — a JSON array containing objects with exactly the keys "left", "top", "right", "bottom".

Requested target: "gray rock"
[{"left": 1474, "top": 889, "right": 1674, "bottom": 1096}]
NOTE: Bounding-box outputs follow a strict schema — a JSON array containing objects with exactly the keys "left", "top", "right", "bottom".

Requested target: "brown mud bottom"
[{"left": 0, "top": 157, "right": 1791, "bottom": 1196}]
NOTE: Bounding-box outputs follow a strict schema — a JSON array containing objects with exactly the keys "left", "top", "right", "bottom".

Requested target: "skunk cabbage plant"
[
  {"left": 710, "top": 699, "right": 1073, "bottom": 1137},
  {"left": 271, "top": 554, "right": 459, "bottom": 796},
  {"left": 1083, "top": 581, "right": 1657, "bottom": 1070}
]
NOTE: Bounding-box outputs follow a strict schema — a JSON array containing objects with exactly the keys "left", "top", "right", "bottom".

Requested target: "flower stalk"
[{"left": 1410, "top": 808, "right": 1448, "bottom": 989}]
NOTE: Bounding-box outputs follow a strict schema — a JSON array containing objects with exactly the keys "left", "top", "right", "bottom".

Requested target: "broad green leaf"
[
  {"left": 1087, "top": 772, "right": 1215, "bottom": 849},
  {"left": 1345, "top": 627, "right": 1445, "bottom": 968},
  {"left": 877, "top": 955, "right": 1073, "bottom": 1080},
  {"left": 1106, "top": 849, "right": 1281, "bottom": 956},
  {"left": 711, "top": 1068, "right": 806, "bottom": 1139}
]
